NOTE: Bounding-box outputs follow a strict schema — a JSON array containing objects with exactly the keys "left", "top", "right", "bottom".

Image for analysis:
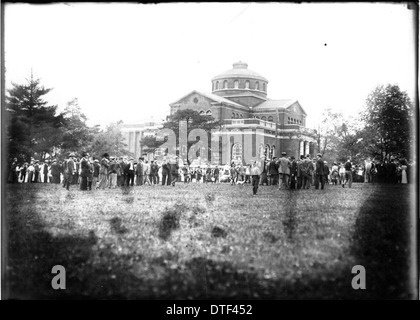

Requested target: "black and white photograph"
[{"left": 1, "top": 2, "right": 418, "bottom": 303}]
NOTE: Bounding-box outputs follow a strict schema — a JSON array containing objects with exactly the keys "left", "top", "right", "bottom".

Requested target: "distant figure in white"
[
  {"left": 400, "top": 159, "right": 408, "bottom": 184},
  {"left": 364, "top": 158, "right": 373, "bottom": 183}
]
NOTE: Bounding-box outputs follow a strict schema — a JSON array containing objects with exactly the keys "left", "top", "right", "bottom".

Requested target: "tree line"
[
  {"left": 5, "top": 75, "right": 133, "bottom": 163},
  {"left": 315, "top": 84, "right": 414, "bottom": 165},
  {"left": 5, "top": 75, "right": 415, "bottom": 166}
]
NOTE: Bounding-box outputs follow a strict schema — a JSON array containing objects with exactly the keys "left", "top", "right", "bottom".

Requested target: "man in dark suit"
[
  {"left": 315, "top": 153, "right": 325, "bottom": 190},
  {"left": 277, "top": 152, "right": 291, "bottom": 189},
  {"left": 290, "top": 156, "right": 298, "bottom": 189},
  {"left": 43, "top": 161, "right": 49, "bottom": 183},
  {"left": 80, "top": 152, "right": 90, "bottom": 191},
  {"left": 125, "top": 158, "right": 135, "bottom": 186},
  {"left": 34, "top": 160, "right": 40, "bottom": 183},
  {"left": 268, "top": 157, "right": 279, "bottom": 186},
  {"left": 169, "top": 157, "right": 179, "bottom": 186},
  {"left": 50, "top": 159, "right": 61, "bottom": 184},
  {"left": 118, "top": 157, "right": 127, "bottom": 186},
  {"left": 150, "top": 160, "right": 159, "bottom": 185},
  {"left": 135, "top": 157, "right": 143, "bottom": 186},
  {"left": 161, "top": 160, "right": 170, "bottom": 185}
]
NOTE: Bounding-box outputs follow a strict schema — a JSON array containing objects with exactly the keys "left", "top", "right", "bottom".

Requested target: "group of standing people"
[
  {"left": 8, "top": 151, "right": 414, "bottom": 194},
  {"left": 246, "top": 152, "right": 332, "bottom": 191},
  {"left": 60, "top": 153, "right": 181, "bottom": 190}
]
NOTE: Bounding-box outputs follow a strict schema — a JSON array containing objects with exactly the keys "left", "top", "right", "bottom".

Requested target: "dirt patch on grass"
[
  {"left": 263, "top": 231, "right": 279, "bottom": 243},
  {"left": 211, "top": 226, "right": 228, "bottom": 238},
  {"left": 158, "top": 203, "right": 188, "bottom": 240},
  {"left": 109, "top": 217, "right": 128, "bottom": 235}
]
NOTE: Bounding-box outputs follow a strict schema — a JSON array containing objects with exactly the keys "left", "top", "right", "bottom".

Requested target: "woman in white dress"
[{"left": 401, "top": 160, "right": 408, "bottom": 184}]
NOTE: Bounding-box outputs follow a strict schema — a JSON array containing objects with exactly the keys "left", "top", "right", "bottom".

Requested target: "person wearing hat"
[
  {"left": 20, "top": 162, "right": 28, "bottom": 183},
  {"left": 125, "top": 157, "right": 135, "bottom": 186},
  {"left": 42, "top": 161, "right": 49, "bottom": 183},
  {"left": 150, "top": 160, "right": 159, "bottom": 185},
  {"left": 343, "top": 157, "right": 353, "bottom": 188},
  {"left": 314, "top": 153, "right": 325, "bottom": 190},
  {"left": 296, "top": 155, "right": 305, "bottom": 189},
  {"left": 98, "top": 153, "right": 110, "bottom": 189},
  {"left": 27, "top": 161, "right": 35, "bottom": 183},
  {"left": 277, "top": 152, "right": 291, "bottom": 190},
  {"left": 268, "top": 156, "right": 279, "bottom": 186},
  {"left": 108, "top": 156, "right": 118, "bottom": 189},
  {"left": 80, "top": 152, "right": 90, "bottom": 191},
  {"left": 33, "top": 160, "right": 41, "bottom": 183},
  {"left": 142, "top": 159, "right": 151, "bottom": 185},
  {"left": 250, "top": 160, "right": 261, "bottom": 195},
  {"left": 63, "top": 153, "right": 76, "bottom": 190},
  {"left": 92, "top": 158, "right": 100, "bottom": 190},
  {"left": 135, "top": 157, "right": 144, "bottom": 186},
  {"left": 169, "top": 157, "right": 179, "bottom": 186}
]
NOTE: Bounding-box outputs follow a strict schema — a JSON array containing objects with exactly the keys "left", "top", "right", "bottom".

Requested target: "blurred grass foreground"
[{"left": 3, "top": 182, "right": 416, "bottom": 299}]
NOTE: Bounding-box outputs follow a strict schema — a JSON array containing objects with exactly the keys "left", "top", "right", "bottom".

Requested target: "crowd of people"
[{"left": 7, "top": 151, "right": 414, "bottom": 194}]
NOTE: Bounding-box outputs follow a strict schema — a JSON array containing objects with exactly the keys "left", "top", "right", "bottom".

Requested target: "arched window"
[
  {"left": 224, "top": 80, "right": 228, "bottom": 89},
  {"left": 232, "top": 143, "right": 243, "bottom": 163},
  {"left": 255, "top": 81, "right": 259, "bottom": 90},
  {"left": 199, "top": 110, "right": 205, "bottom": 115},
  {"left": 256, "top": 116, "right": 260, "bottom": 119},
  {"left": 240, "top": 114, "right": 243, "bottom": 118},
  {"left": 261, "top": 116, "right": 267, "bottom": 121},
  {"left": 268, "top": 116, "right": 273, "bottom": 122},
  {"left": 270, "top": 145, "right": 275, "bottom": 159},
  {"left": 245, "top": 80, "right": 250, "bottom": 89},
  {"left": 234, "top": 80, "right": 239, "bottom": 89},
  {"left": 206, "top": 110, "right": 212, "bottom": 116},
  {"left": 232, "top": 112, "right": 236, "bottom": 119},
  {"left": 216, "top": 81, "right": 219, "bottom": 90},
  {"left": 236, "top": 113, "right": 240, "bottom": 119},
  {"left": 264, "top": 144, "right": 270, "bottom": 159},
  {"left": 263, "top": 83, "right": 266, "bottom": 92}
]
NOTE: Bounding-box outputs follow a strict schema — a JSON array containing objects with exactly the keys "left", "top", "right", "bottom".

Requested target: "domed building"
[{"left": 168, "top": 62, "right": 317, "bottom": 165}]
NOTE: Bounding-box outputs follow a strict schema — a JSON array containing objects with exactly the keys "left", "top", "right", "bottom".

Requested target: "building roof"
[
  {"left": 254, "top": 99, "right": 296, "bottom": 110},
  {"left": 211, "top": 61, "right": 268, "bottom": 82},
  {"left": 222, "top": 92, "right": 268, "bottom": 102},
  {"left": 254, "top": 99, "right": 307, "bottom": 116},
  {"left": 170, "top": 90, "right": 246, "bottom": 109}
]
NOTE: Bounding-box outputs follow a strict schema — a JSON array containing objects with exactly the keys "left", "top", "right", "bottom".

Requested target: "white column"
[{"left": 305, "top": 141, "right": 310, "bottom": 155}]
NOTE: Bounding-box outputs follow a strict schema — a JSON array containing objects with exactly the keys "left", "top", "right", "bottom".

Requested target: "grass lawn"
[{"left": 3, "top": 181, "right": 415, "bottom": 299}]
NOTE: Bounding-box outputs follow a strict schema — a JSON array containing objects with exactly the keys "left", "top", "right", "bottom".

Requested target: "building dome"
[
  {"left": 212, "top": 62, "right": 268, "bottom": 82},
  {"left": 211, "top": 62, "right": 268, "bottom": 98}
]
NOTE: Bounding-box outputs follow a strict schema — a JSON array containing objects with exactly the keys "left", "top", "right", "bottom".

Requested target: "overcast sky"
[{"left": 4, "top": 2, "right": 416, "bottom": 129}]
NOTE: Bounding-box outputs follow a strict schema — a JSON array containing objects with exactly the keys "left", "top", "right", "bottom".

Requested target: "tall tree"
[
  {"left": 316, "top": 108, "right": 358, "bottom": 163},
  {"left": 360, "top": 84, "right": 413, "bottom": 161},
  {"left": 59, "top": 98, "right": 96, "bottom": 156},
  {"left": 5, "top": 75, "right": 64, "bottom": 162},
  {"left": 89, "top": 121, "right": 132, "bottom": 158}
]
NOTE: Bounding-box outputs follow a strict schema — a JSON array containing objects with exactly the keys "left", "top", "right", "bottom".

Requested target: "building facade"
[
  {"left": 169, "top": 62, "right": 317, "bottom": 164},
  {"left": 121, "top": 119, "right": 163, "bottom": 160}
]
